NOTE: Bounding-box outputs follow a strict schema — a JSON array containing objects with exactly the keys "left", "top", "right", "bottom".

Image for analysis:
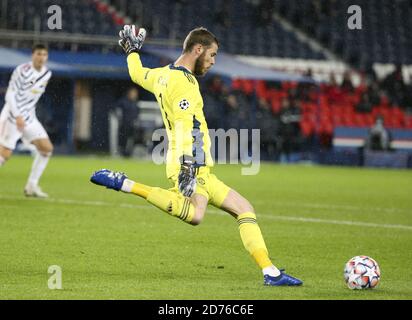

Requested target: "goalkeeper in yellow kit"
[{"left": 91, "top": 25, "right": 302, "bottom": 286}]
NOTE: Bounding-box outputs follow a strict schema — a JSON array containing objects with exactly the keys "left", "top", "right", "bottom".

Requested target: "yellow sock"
[
  {"left": 146, "top": 187, "right": 195, "bottom": 223},
  {"left": 237, "top": 212, "right": 273, "bottom": 269},
  {"left": 121, "top": 179, "right": 152, "bottom": 199},
  {"left": 131, "top": 182, "right": 152, "bottom": 199},
  {"left": 122, "top": 179, "right": 195, "bottom": 223}
]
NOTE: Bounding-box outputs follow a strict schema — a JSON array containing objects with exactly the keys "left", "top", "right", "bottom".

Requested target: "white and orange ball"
[{"left": 344, "top": 256, "right": 381, "bottom": 290}]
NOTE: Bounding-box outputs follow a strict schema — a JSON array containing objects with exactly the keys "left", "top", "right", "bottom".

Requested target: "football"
[{"left": 344, "top": 256, "right": 381, "bottom": 290}]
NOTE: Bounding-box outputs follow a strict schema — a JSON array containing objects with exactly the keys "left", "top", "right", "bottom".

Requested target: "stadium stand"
[
  {"left": 3, "top": 0, "right": 118, "bottom": 35},
  {"left": 214, "top": 76, "right": 412, "bottom": 148},
  {"left": 3, "top": 0, "right": 411, "bottom": 65},
  {"left": 1, "top": 0, "right": 325, "bottom": 58},
  {"left": 0, "top": 0, "right": 411, "bottom": 166},
  {"left": 273, "top": 0, "right": 412, "bottom": 66},
  {"left": 106, "top": 0, "right": 326, "bottom": 59}
]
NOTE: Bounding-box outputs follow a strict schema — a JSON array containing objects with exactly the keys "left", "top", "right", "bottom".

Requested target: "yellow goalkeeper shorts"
[{"left": 167, "top": 166, "right": 231, "bottom": 208}]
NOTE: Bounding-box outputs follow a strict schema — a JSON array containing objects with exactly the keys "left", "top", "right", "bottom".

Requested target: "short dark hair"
[
  {"left": 32, "top": 44, "right": 48, "bottom": 53},
  {"left": 183, "top": 27, "right": 218, "bottom": 53}
]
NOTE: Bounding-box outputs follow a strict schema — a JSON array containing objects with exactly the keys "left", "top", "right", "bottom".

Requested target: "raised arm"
[
  {"left": 126, "top": 52, "right": 157, "bottom": 93},
  {"left": 119, "top": 25, "right": 157, "bottom": 92}
]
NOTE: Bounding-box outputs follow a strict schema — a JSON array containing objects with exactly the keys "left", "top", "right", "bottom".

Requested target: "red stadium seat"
[
  {"left": 270, "top": 97, "right": 281, "bottom": 114},
  {"left": 242, "top": 80, "right": 254, "bottom": 95},
  {"left": 342, "top": 113, "right": 356, "bottom": 126},
  {"left": 385, "top": 116, "right": 402, "bottom": 129},
  {"left": 255, "top": 80, "right": 268, "bottom": 99},
  {"left": 405, "top": 116, "right": 412, "bottom": 129},
  {"left": 354, "top": 113, "right": 368, "bottom": 127},
  {"left": 112, "top": 14, "right": 125, "bottom": 26},
  {"left": 333, "top": 113, "right": 345, "bottom": 126},
  {"left": 364, "top": 114, "right": 375, "bottom": 126},
  {"left": 231, "top": 79, "right": 242, "bottom": 90},
  {"left": 300, "top": 120, "right": 315, "bottom": 137},
  {"left": 95, "top": 1, "right": 109, "bottom": 13},
  {"left": 306, "top": 103, "right": 317, "bottom": 114},
  {"left": 318, "top": 120, "right": 334, "bottom": 135}
]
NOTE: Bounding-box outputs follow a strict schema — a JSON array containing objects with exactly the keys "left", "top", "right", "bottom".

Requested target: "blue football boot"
[
  {"left": 90, "top": 169, "right": 127, "bottom": 191},
  {"left": 264, "top": 270, "right": 303, "bottom": 286}
]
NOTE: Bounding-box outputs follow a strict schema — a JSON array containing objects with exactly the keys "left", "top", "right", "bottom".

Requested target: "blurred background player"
[
  {"left": 366, "top": 116, "right": 392, "bottom": 151},
  {"left": 0, "top": 44, "right": 53, "bottom": 198},
  {"left": 115, "top": 87, "right": 140, "bottom": 157},
  {"left": 91, "top": 25, "right": 302, "bottom": 287}
]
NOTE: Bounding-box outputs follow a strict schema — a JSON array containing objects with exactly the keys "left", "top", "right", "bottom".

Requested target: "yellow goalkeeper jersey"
[{"left": 127, "top": 52, "right": 213, "bottom": 178}]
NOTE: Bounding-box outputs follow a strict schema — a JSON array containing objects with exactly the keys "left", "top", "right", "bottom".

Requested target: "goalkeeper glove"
[
  {"left": 178, "top": 155, "right": 197, "bottom": 198},
  {"left": 118, "top": 25, "right": 146, "bottom": 55}
]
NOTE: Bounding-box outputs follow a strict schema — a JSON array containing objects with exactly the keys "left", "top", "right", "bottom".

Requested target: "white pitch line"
[
  {"left": 0, "top": 195, "right": 411, "bottom": 231},
  {"left": 255, "top": 215, "right": 412, "bottom": 231},
  {"left": 205, "top": 208, "right": 412, "bottom": 231},
  {"left": 254, "top": 200, "right": 412, "bottom": 214}
]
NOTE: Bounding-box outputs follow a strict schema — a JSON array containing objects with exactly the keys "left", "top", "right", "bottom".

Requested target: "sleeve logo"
[{"left": 179, "top": 99, "right": 190, "bottom": 110}]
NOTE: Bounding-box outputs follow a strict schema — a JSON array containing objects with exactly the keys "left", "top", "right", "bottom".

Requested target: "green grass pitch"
[{"left": 0, "top": 155, "right": 411, "bottom": 300}]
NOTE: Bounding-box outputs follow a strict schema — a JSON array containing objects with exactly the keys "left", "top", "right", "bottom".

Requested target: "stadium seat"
[{"left": 274, "top": 0, "right": 412, "bottom": 65}]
